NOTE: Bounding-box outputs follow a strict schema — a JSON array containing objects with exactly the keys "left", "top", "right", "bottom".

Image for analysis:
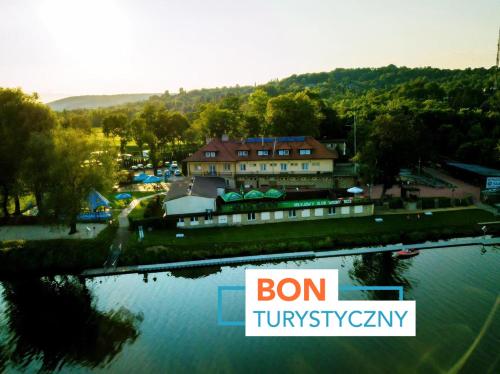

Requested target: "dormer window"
[
  {"left": 205, "top": 151, "right": 216, "bottom": 158},
  {"left": 299, "top": 149, "right": 311, "bottom": 155},
  {"left": 257, "top": 150, "right": 269, "bottom": 156},
  {"left": 238, "top": 150, "right": 249, "bottom": 157},
  {"left": 277, "top": 149, "right": 290, "bottom": 156}
]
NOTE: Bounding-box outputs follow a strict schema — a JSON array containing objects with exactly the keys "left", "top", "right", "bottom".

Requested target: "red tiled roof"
[{"left": 184, "top": 137, "right": 338, "bottom": 162}]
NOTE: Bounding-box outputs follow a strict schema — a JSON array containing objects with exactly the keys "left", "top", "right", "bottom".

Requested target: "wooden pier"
[{"left": 81, "top": 236, "right": 500, "bottom": 278}]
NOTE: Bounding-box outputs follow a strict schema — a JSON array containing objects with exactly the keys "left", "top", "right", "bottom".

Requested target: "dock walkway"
[{"left": 81, "top": 236, "right": 500, "bottom": 278}]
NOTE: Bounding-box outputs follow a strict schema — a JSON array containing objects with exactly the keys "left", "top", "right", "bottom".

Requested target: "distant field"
[
  {"left": 48, "top": 93, "right": 159, "bottom": 111},
  {"left": 90, "top": 128, "right": 138, "bottom": 151}
]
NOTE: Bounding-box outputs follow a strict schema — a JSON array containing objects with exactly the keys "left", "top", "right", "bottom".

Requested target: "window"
[
  {"left": 239, "top": 163, "right": 246, "bottom": 171},
  {"left": 208, "top": 164, "right": 216, "bottom": 174},
  {"left": 223, "top": 163, "right": 231, "bottom": 171},
  {"left": 328, "top": 207, "right": 336, "bottom": 215},
  {"left": 278, "top": 149, "right": 290, "bottom": 156},
  {"left": 190, "top": 216, "right": 198, "bottom": 222},
  {"left": 205, "top": 209, "right": 213, "bottom": 220},
  {"left": 257, "top": 150, "right": 269, "bottom": 156},
  {"left": 299, "top": 149, "right": 311, "bottom": 155},
  {"left": 260, "top": 164, "right": 267, "bottom": 171},
  {"left": 288, "top": 209, "right": 297, "bottom": 218},
  {"left": 247, "top": 212, "right": 256, "bottom": 221},
  {"left": 177, "top": 218, "right": 185, "bottom": 227},
  {"left": 205, "top": 151, "right": 216, "bottom": 158},
  {"left": 195, "top": 164, "right": 202, "bottom": 171},
  {"left": 238, "top": 150, "right": 249, "bottom": 157},
  {"left": 354, "top": 205, "right": 363, "bottom": 214},
  {"left": 280, "top": 163, "right": 287, "bottom": 171},
  {"left": 301, "top": 163, "right": 309, "bottom": 170}
]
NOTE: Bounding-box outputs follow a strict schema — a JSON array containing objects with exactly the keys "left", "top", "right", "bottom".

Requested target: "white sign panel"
[{"left": 486, "top": 177, "right": 500, "bottom": 189}]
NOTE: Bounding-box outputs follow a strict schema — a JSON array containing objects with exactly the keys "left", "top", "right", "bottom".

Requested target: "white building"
[{"left": 163, "top": 176, "right": 226, "bottom": 227}]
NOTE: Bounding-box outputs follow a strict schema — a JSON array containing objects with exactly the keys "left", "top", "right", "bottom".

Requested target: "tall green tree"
[
  {"left": 102, "top": 112, "right": 131, "bottom": 153},
  {"left": 265, "top": 91, "right": 323, "bottom": 136},
  {"left": 47, "top": 128, "right": 116, "bottom": 234},
  {"left": 0, "top": 88, "right": 56, "bottom": 217}
]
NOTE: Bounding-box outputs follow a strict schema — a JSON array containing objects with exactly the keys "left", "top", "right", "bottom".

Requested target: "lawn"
[{"left": 123, "top": 209, "right": 495, "bottom": 264}]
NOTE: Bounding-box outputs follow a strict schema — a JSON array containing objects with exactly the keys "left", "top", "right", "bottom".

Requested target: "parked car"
[
  {"left": 146, "top": 163, "right": 153, "bottom": 169},
  {"left": 137, "top": 163, "right": 144, "bottom": 169},
  {"left": 174, "top": 170, "right": 182, "bottom": 176},
  {"left": 130, "top": 165, "right": 138, "bottom": 170},
  {"left": 156, "top": 169, "right": 163, "bottom": 176},
  {"left": 164, "top": 169, "right": 171, "bottom": 178}
]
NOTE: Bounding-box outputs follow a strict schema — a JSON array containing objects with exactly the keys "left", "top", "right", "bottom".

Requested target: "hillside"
[{"left": 47, "top": 93, "right": 158, "bottom": 111}]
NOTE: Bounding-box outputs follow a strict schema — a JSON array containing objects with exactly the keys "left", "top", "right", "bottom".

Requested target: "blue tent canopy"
[
  {"left": 87, "top": 190, "right": 110, "bottom": 211},
  {"left": 133, "top": 173, "right": 149, "bottom": 182}
]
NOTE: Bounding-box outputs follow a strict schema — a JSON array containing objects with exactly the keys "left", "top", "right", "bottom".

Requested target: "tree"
[
  {"left": 47, "top": 128, "right": 116, "bottom": 234},
  {"left": 357, "top": 113, "right": 418, "bottom": 192},
  {"left": 138, "top": 103, "right": 190, "bottom": 173},
  {"left": 130, "top": 118, "right": 147, "bottom": 157},
  {"left": 21, "top": 132, "right": 56, "bottom": 216},
  {"left": 102, "top": 112, "right": 131, "bottom": 153},
  {"left": 60, "top": 111, "right": 92, "bottom": 133},
  {"left": 265, "top": 91, "right": 323, "bottom": 136},
  {"left": 193, "top": 104, "right": 241, "bottom": 138},
  {"left": 247, "top": 89, "right": 269, "bottom": 122},
  {"left": 0, "top": 88, "right": 56, "bottom": 217}
]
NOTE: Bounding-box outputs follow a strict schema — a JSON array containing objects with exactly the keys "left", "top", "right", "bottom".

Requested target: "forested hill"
[
  {"left": 47, "top": 93, "right": 158, "bottom": 111},
  {"left": 47, "top": 66, "right": 496, "bottom": 111}
]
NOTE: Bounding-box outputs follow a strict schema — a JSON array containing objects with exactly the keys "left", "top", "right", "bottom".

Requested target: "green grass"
[
  {"left": 0, "top": 193, "right": 36, "bottom": 218},
  {"left": 138, "top": 209, "right": 492, "bottom": 246},
  {"left": 122, "top": 209, "right": 495, "bottom": 265},
  {"left": 0, "top": 224, "right": 117, "bottom": 277}
]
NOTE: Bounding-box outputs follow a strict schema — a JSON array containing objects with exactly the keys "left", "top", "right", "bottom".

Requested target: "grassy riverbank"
[
  {"left": 0, "top": 225, "right": 117, "bottom": 277},
  {"left": 0, "top": 209, "right": 496, "bottom": 277},
  {"left": 122, "top": 209, "right": 496, "bottom": 265}
]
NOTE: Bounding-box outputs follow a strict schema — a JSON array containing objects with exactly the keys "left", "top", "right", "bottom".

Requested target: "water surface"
[{"left": 0, "top": 245, "right": 499, "bottom": 373}]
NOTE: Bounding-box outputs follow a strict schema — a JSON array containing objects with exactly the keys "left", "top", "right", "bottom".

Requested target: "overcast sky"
[{"left": 1, "top": 0, "right": 499, "bottom": 102}]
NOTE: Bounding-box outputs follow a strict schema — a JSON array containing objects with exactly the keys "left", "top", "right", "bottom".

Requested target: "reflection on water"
[
  {"left": 349, "top": 252, "right": 414, "bottom": 300},
  {"left": 0, "top": 277, "right": 142, "bottom": 372},
  {"left": 0, "top": 245, "right": 498, "bottom": 373}
]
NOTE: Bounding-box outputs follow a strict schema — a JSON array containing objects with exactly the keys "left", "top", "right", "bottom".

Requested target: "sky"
[{"left": 0, "top": 0, "right": 499, "bottom": 102}]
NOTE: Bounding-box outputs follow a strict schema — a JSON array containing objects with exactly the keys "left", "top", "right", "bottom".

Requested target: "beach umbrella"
[
  {"left": 221, "top": 192, "right": 243, "bottom": 202},
  {"left": 347, "top": 186, "right": 364, "bottom": 194},
  {"left": 244, "top": 190, "right": 265, "bottom": 200},
  {"left": 264, "top": 188, "right": 285, "bottom": 199},
  {"left": 115, "top": 193, "right": 132, "bottom": 200}
]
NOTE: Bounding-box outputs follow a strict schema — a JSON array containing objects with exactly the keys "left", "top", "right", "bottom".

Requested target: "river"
[{"left": 0, "top": 244, "right": 499, "bottom": 373}]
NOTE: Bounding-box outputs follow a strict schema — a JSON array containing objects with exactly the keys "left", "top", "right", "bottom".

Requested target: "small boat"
[{"left": 395, "top": 248, "right": 420, "bottom": 258}]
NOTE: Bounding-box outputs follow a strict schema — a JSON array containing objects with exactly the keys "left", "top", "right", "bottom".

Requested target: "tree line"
[{"left": 1, "top": 66, "right": 499, "bottom": 226}]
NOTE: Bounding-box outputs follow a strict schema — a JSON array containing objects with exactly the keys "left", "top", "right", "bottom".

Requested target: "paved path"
[
  {"left": 81, "top": 235, "right": 500, "bottom": 278},
  {"left": 118, "top": 192, "right": 167, "bottom": 228},
  {"left": 0, "top": 223, "right": 107, "bottom": 241},
  {"left": 369, "top": 167, "right": 480, "bottom": 201}
]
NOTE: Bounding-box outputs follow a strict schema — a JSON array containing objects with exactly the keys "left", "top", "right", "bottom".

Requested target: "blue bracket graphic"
[{"left": 217, "top": 285, "right": 405, "bottom": 326}]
